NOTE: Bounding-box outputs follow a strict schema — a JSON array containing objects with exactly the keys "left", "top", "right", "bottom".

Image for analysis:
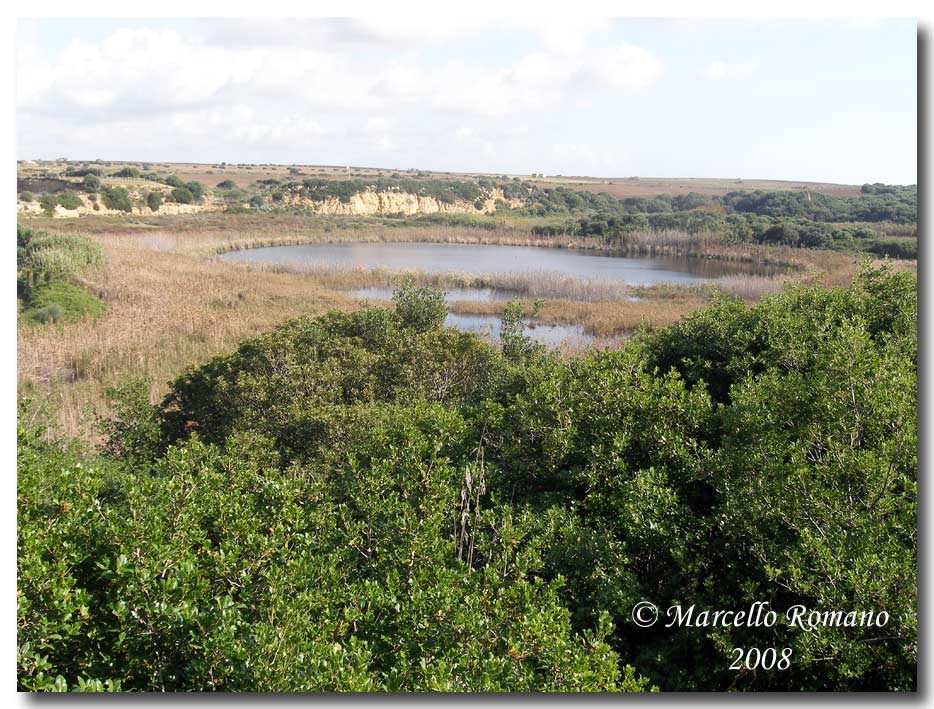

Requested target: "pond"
[
  {"left": 443, "top": 314, "right": 595, "bottom": 349},
  {"left": 221, "top": 241, "right": 775, "bottom": 286},
  {"left": 344, "top": 286, "right": 520, "bottom": 302}
]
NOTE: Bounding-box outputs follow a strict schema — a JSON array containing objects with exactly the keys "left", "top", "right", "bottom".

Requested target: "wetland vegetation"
[{"left": 16, "top": 162, "right": 918, "bottom": 692}]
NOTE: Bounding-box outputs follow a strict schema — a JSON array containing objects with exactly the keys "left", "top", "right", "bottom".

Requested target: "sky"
[{"left": 15, "top": 17, "right": 918, "bottom": 184}]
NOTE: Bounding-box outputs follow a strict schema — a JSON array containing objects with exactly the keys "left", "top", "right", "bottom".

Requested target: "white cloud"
[
  {"left": 578, "top": 45, "right": 664, "bottom": 89},
  {"left": 703, "top": 61, "right": 758, "bottom": 81},
  {"left": 16, "top": 20, "right": 664, "bottom": 163},
  {"left": 516, "top": 17, "right": 607, "bottom": 55}
]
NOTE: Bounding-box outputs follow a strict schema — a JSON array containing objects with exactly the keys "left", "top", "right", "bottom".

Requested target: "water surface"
[
  {"left": 222, "top": 241, "right": 774, "bottom": 286},
  {"left": 344, "top": 286, "right": 520, "bottom": 302},
  {"left": 443, "top": 314, "right": 594, "bottom": 349}
]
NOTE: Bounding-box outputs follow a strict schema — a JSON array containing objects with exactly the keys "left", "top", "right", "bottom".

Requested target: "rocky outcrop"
[
  {"left": 16, "top": 187, "right": 526, "bottom": 219},
  {"left": 286, "top": 187, "right": 522, "bottom": 216}
]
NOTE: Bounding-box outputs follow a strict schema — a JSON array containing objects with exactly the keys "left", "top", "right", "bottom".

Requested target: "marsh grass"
[{"left": 18, "top": 214, "right": 906, "bottom": 441}]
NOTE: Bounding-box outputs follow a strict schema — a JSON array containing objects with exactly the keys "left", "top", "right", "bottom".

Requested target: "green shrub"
[
  {"left": 109, "top": 167, "right": 140, "bottom": 178},
  {"left": 82, "top": 174, "right": 101, "bottom": 192},
  {"left": 19, "top": 191, "right": 34, "bottom": 202},
  {"left": 392, "top": 282, "right": 447, "bottom": 333},
  {"left": 170, "top": 187, "right": 194, "bottom": 204},
  {"left": 216, "top": 179, "right": 236, "bottom": 190},
  {"left": 146, "top": 191, "right": 163, "bottom": 212},
  {"left": 39, "top": 195, "right": 58, "bottom": 215},
  {"left": 16, "top": 267, "right": 917, "bottom": 691},
  {"left": 30, "top": 303, "right": 64, "bottom": 324},
  {"left": 27, "top": 281, "right": 104, "bottom": 323},
  {"left": 866, "top": 238, "right": 917, "bottom": 259},
  {"left": 101, "top": 187, "right": 132, "bottom": 213},
  {"left": 57, "top": 191, "right": 84, "bottom": 211},
  {"left": 17, "top": 227, "right": 104, "bottom": 297},
  {"left": 186, "top": 182, "right": 206, "bottom": 201}
]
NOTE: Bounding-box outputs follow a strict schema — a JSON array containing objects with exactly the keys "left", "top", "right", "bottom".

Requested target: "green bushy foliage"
[
  {"left": 56, "top": 191, "right": 84, "bottom": 210},
  {"left": 146, "top": 191, "right": 163, "bottom": 212},
  {"left": 391, "top": 281, "right": 447, "bottom": 333},
  {"left": 26, "top": 281, "right": 104, "bottom": 324},
  {"left": 82, "top": 174, "right": 101, "bottom": 192},
  {"left": 17, "top": 226, "right": 103, "bottom": 298},
  {"left": 170, "top": 187, "right": 194, "bottom": 204},
  {"left": 109, "top": 167, "right": 140, "bottom": 178},
  {"left": 30, "top": 303, "right": 64, "bottom": 324},
  {"left": 18, "top": 269, "right": 916, "bottom": 691},
  {"left": 186, "top": 182, "right": 206, "bottom": 201},
  {"left": 101, "top": 187, "right": 133, "bottom": 213}
]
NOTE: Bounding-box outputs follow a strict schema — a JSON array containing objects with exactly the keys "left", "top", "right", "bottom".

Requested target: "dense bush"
[
  {"left": 63, "top": 166, "right": 102, "bottom": 178},
  {"left": 56, "top": 191, "right": 84, "bottom": 210},
  {"left": 170, "top": 187, "right": 194, "bottom": 204},
  {"left": 38, "top": 192, "right": 85, "bottom": 215},
  {"left": 82, "top": 175, "right": 101, "bottom": 192},
  {"left": 17, "top": 226, "right": 103, "bottom": 298},
  {"left": 18, "top": 267, "right": 916, "bottom": 691},
  {"left": 26, "top": 280, "right": 104, "bottom": 323},
  {"left": 866, "top": 238, "right": 917, "bottom": 260},
  {"left": 19, "top": 191, "right": 34, "bottom": 202},
  {"left": 110, "top": 167, "right": 141, "bottom": 178},
  {"left": 101, "top": 187, "right": 133, "bottom": 213},
  {"left": 722, "top": 186, "right": 917, "bottom": 224},
  {"left": 186, "top": 181, "right": 206, "bottom": 201},
  {"left": 391, "top": 281, "right": 447, "bottom": 333},
  {"left": 146, "top": 191, "right": 163, "bottom": 212},
  {"left": 517, "top": 183, "right": 915, "bottom": 252}
]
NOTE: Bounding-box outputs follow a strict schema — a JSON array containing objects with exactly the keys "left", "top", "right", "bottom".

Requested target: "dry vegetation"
[{"left": 18, "top": 210, "right": 910, "bottom": 442}]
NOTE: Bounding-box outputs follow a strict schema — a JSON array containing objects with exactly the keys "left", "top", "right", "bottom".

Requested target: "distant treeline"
[
  {"left": 517, "top": 183, "right": 917, "bottom": 225},
  {"left": 532, "top": 212, "right": 916, "bottom": 257},
  {"left": 252, "top": 176, "right": 916, "bottom": 228}
]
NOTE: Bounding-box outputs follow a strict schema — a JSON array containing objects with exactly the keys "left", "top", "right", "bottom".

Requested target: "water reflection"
[
  {"left": 222, "top": 241, "right": 778, "bottom": 286},
  {"left": 344, "top": 286, "right": 520, "bottom": 302},
  {"left": 443, "top": 313, "right": 594, "bottom": 349}
]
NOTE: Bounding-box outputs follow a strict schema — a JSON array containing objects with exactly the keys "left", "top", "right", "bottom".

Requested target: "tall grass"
[
  {"left": 17, "top": 229, "right": 104, "bottom": 295},
  {"left": 18, "top": 215, "right": 910, "bottom": 441}
]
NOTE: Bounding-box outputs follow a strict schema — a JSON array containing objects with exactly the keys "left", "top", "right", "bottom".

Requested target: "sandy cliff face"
[
  {"left": 16, "top": 187, "right": 525, "bottom": 219},
  {"left": 291, "top": 187, "right": 522, "bottom": 216},
  {"left": 303, "top": 190, "right": 479, "bottom": 216}
]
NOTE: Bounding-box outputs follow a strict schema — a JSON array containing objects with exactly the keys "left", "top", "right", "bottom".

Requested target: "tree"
[
  {"left": 147, "top": 191, "right": 163, "bottom": 212},
  {"left": 392, "top": 282, "right": 447, "bottom": 333},
  {"left": 171, "top": 187, "right": 194, "bottom": 204},
  {"left": 102, "top": 187, "right": 133, "bottom": 213}
]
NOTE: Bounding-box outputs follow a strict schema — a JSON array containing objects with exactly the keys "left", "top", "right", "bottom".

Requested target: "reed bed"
[{"left": 19, "top": 215, "right": 906, "bottom": 441}]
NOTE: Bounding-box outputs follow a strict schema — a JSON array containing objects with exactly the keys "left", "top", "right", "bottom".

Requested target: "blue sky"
[{"left": 16, "top": 17, "right": 917, "bottom": 184}]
